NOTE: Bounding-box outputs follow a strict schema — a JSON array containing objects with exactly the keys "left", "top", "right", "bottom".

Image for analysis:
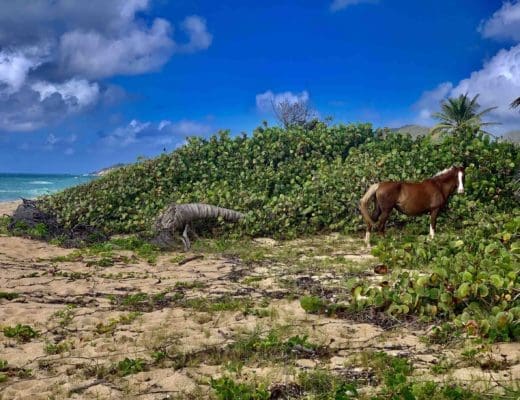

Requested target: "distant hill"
[
  {"left": 390, "top": 124, "right": 431, "bottom": 138},
  {"left": 390, "top": 126, "right": 520, "bottom": 143},
  {"left": 501, "top": 130, "right": 520, "bottom": 143},
  {"left": 91, "top": 163, "right": 127, "bottom": 176}
]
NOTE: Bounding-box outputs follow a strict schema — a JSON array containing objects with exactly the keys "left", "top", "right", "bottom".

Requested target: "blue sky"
[{"left": 0, "top": 0, "right": 518, "bottom": 173}]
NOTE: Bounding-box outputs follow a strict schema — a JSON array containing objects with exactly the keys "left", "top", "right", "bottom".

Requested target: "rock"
[
  {"left": 253, "top": 238, "right": 278, "bottom": 247},
  {"left": 295, "top": 359, "right": 318, "bottom": 369}
]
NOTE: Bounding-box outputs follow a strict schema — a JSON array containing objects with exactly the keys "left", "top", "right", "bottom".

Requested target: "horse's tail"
[{"left": 359, "top": 183, "right": 379, "bottom": 227}]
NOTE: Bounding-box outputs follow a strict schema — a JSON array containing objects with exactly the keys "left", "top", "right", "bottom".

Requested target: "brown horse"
[{"left": 359, "top": 166, "right": 465, "bottom": 247}]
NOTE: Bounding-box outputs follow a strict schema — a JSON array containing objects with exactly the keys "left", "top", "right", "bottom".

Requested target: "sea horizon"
[{"left": 0, "top": 173, "right": 95, "bottom": 202}]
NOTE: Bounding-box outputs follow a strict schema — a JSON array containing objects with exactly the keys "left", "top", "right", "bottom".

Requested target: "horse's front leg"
[{"left": 429, "top": 208, "right": 440, "bottom": 239}]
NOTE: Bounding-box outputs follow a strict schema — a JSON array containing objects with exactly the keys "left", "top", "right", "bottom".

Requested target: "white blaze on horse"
[{"left": 359, "top": 166, "right": 465, "bottom": 247}]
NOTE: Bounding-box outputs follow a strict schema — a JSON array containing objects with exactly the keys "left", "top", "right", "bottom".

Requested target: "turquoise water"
[{"left": 0, "top": 173, "right": 96, "bottom": 202}]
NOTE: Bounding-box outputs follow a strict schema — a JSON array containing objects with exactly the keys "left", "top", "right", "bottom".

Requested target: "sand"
[
  {"left": 0, "top": 200, "right": 21, "bottom": 217},
  {"left": 0, "top": 203, "right": 518, "bottom": 399}
]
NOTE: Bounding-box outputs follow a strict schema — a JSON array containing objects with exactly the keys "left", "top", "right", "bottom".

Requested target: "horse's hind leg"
[
  {"left": 364, "top": 199, "right": 382, "bottom": 248},
  {"left": 371, "top": 203, "right": 381, "bottom": 223},
  {"left": 377, "top": 208, "right": 392, "bottom": 234}
]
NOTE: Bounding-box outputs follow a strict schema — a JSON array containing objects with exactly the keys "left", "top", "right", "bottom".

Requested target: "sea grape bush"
[
  {"left": 354, "top": 211, "right": 519, "bottom": 341},
  {"left": 40, "top": 124, "right": 518, "bottom": 239},
  {"left": 40, "top": 123, "right": 374, "bottom": 235}
]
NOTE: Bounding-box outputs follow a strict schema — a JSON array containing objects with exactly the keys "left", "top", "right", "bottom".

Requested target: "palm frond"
[
  {"left": 511, "top": 97, "right": 520, "bottom": 109},
  {"left": 433, "top": 93, "right": 497, "bottom": 133},
  {"left": 475, "top": 106, "right": 498, "bottom": 118}
]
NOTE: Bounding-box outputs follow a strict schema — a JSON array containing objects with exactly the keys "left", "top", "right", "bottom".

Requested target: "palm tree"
[{"left": 431, "top": 93, "right": 497, "bottom": 135}]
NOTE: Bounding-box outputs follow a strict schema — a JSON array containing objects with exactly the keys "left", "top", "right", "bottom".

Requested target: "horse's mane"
[{"left": 431, "top": 166, "right": 456, "bottom": 180}]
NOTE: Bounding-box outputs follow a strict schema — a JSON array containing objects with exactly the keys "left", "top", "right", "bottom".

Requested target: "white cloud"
[
  {"left": 0, "top": 1, "right": 212, "bottom": 132},
  {"left": 104, "top": 119, "right": 151, "bottom": 147},
  {"left": 0, "top": 0, "right": 150, "bottom": 43},
  {"left": 56, "top": 12, "right": 212, "bottom": 80},
  {"left": 159, "top": 119, "right": 213, "bottom": 136},
  {"left": 330, "top": 0, "right": 378, "bottom": 12},
  {"left": 450, "top": 45, "right": 520, "bottom": 119},
  {"left": 412, "top": 1, "right": 520, "bottom": 133},
  {"left": 413, "top": 82, "right": 453, "bottom": 125},
  {"left": 178, "top": 16, "right": 213, "bottom": 53},
  {"left": 32, "top": 78, "right": 99, "bottom": 109},
  {"left": 0, "top": 46, "right": 49, "bottom": 94},
  {"left": 59, "top": 19, "right": 174, "bottom": 79},
  {"left": 0, "top": 52, "right": 39, "bottom": 93},
  {"left": 479, "top": 1, "right": 520, "bottom": 41},
  {"left": 43, "top": 132, "right": 79, "bottom": 151},
  {"left": 0, "top": 78, "right": 100, "bottom": 131},
  {"left": 102, "top": 118, "right": 212, "bottom": 147},
  {"left": 0, "top": 86, "right": 76, "bottom": 131},
  {"left": 414, "top": 45, "right": 520, "bottom": 133},
  {"left": 46, "top": 133, "right": 59, "bottom": 146},
  {"left": 158, "top": 120, "right": 171, "bottom": 131},
  {"left": 256, "top": 90, "right": 310, "bottom": 113}
]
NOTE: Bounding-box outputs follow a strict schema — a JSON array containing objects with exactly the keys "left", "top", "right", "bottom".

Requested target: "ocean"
[{"left": 0, "top": 173, "right": 96, "bottom": 202}]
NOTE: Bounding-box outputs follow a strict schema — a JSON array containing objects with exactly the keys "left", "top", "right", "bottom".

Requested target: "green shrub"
[
  {"left": 300, "top": 295, "right": 327, "bottom": 314},
  {"left": 3, "top": 324, "right": 39, "bottom": 342},
  {"left": 116, "top": 358, "right": 146, "bottom": 376}
]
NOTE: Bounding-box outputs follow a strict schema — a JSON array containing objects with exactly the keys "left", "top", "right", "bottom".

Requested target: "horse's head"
[
  {"left": 433, "top": 165, "right": 465, "bottom": 195},
  {"left": 455, "top": 166, "right": 465, "bottom": 194}
]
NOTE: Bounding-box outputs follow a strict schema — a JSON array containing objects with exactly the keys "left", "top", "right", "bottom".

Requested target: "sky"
[{"left": 0, "top": 0, "right": 519, "bottom": 173}]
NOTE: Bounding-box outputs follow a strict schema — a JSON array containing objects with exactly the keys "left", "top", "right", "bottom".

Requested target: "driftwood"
[
  {"left": 153, "top": 203, "right": 244, "bottom": 251},
  {"left": 178, "top": 255, "right": 204, "bottom": 266},
  {"left": 7, "top": 199, "right": 106, "bottom": 246}
]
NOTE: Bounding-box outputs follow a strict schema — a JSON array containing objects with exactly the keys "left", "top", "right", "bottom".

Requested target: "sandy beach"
[
  {"left": 0, "top": 204, "right": 518, "bottom": 399},
  {"left": 0, "top": 200, "right": 21, "bottom": 217}
]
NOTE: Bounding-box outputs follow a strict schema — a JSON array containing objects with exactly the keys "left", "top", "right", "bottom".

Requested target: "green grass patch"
[
  {"left": 174, "top": 281, "right": 206, "bottom": 290},
  {"left": 44, "top": 341, "right": 71, "bottom": 355},
  {"left": 297, "top": 369, "right": 358, "bottom": 399},
  {"left": 0, "top": 292, "right": 19, "bottom": 301},
  {"left": 52, "top": 305, "right": 76, "bottom": 327},
  {"left": 95, "top": 312, "right": 141, "bottom": 334},
  {"left": 211, "top": 377, "right": 270, "bottom": 400},
  {"left": 181, "top": 296, "right": 253, "bottom": 313},
  {"left": 0, "top": 216, "right": 10, "bottom": 235}
]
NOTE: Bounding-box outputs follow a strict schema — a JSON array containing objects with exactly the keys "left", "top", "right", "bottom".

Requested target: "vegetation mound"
[{"left": 40, "top": 124, "right": 517, "bottom": 237}]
